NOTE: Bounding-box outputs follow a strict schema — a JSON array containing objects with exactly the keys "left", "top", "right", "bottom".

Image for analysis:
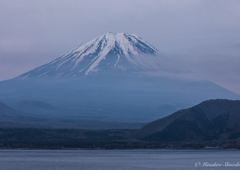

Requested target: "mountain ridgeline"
[
  {"left": 0, "top": 32, "right": 239, "bottom": 123},
  {"left": 17, "top": 33, "right": 160, "bottom": 79},
  {"left": 0, "top": 101, "right": 145, "bottom": 129},
  {"left": 137, "top": 99, "right": 240, "bottom": 142}
]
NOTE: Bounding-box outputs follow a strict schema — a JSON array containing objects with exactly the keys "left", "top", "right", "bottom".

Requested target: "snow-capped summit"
[{"left": 18, "top": 32, "right": 161, "bottom": 79}]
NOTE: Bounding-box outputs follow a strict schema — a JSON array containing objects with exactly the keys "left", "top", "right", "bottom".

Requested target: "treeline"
[{"left": 0, "top": 128, "right": 240, "bottom": 149}]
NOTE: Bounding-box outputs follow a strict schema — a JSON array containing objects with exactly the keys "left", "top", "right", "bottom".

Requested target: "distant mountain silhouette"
[
  {"left": 13, "top": 100, "right": 56, "bottom": 110},
  {"left": 137, "top": 99, "right": 240, "bottom": 142},
  {"left": 0, "top": 101, "right": 36, "bottom": 126},
  {"left": 0, "top": 101, "right": 22, "bottom": 118},
  {"left": 0, "top": 101, "right": 145, "bottom": 129}
]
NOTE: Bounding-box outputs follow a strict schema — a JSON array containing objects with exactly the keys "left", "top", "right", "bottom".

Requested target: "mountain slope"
[
  {"left": 0, "top": 33, "right": 239, "bottom": 123},
  {"left": 0, "top": 101, "right": 145, "bottom": 129},
  {"left": 17, "top": 33, "right": 160, "bottom": 79},
  {"left": 12, "top": 100, "right": 56, "bottom": 110},
  {"left": 137, "top": 99, "right": 240, "bottom": 141},
  {"left": 0, "top": 101, "right": 36, "bottom": 125},
  {"left": 0, "top": 102, "right": 22, "bottom": 117}
]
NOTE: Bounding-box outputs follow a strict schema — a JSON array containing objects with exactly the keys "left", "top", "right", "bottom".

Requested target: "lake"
[{"left": 0, "top": 149, "right": 240, "bottom": 170}]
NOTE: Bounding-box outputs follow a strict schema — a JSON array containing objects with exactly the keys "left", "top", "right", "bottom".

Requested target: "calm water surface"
[{"left": 0, "top": 149, "right": 240, "bottom": 170}]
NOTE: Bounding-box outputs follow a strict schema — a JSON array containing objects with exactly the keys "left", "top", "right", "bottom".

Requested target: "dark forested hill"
[{"left": 137, "top": 99, "right": 240, "bottom": 142}]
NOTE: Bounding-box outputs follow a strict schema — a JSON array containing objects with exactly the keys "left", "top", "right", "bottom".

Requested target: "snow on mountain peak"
[{"left": 18, "top": 33, "right": 161, "bottom": 79}]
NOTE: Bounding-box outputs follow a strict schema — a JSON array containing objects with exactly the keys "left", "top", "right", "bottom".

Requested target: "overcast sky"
[{"left": 0, "top": 0, "right": 240, "bottom": 94}]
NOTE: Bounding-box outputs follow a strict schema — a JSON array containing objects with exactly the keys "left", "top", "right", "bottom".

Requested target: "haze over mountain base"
[{"left": 0, "top": 73, "right": 239, "bottom": 123}]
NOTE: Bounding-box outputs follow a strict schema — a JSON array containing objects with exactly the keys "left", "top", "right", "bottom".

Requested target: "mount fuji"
[
  {"left": 0, "top": 32, "right": 239, "bottom": 124},
  {"left": 18, "top": 33, "right": 161, "bottom": 79}
]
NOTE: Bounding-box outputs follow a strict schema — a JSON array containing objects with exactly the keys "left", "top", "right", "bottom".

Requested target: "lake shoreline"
[
  {"left": 0, "top": 141, "right": 239, "bottom": 150},
  {"left": 1, "top": 127, "right": 240, "bottom": 150}
]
